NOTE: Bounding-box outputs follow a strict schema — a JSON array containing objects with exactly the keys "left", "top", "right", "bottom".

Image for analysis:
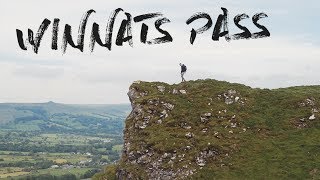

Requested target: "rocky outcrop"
[
  {"left": 116, "top": 80, "right": 250, "bottom": 179},
  {"left": 113, "top": 79, "right": 320, "bottom": 180}
]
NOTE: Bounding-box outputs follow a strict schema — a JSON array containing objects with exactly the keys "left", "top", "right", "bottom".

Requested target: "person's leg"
[
  {"left": 181, "top": 72, "right": 184, "bottom": 82},
  {"left": 181, "top": 72, "right": 186, "bottom": 82}
]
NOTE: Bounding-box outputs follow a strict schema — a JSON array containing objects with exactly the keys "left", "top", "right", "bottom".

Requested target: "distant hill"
[
  {"left": 94, "top": 79, "right": 320, "bottom": 179},
  {"left": 0, "top": 102, "right": 131, "bottom": 134}
]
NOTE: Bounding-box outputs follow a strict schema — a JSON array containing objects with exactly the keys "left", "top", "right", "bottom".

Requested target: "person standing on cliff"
[{"left": 180, "top": 63, "right": 187, "bottom": 82}]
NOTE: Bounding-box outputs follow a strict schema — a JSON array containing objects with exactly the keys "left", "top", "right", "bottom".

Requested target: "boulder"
[
  {"left": 179, "top": 90, "right": 187, "bottom": 94},
  {"left": 309, "top": 114, "right": 316, "bottom": 120},
  {"left": 157, "top": 86, "right": 166, "bottom": 93},
  {"left": 185, "top": 132, "right": 194, "bottom": 138}
]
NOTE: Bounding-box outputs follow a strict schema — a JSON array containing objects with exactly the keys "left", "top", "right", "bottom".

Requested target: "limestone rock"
[
  {"left": 179, "top": 90, "right": 187, "bottom": 94},
  {"left": 172, "top": 89, "right": 178, "bottom": 94},
  {"left": 127, "top": 88, "right": 140, "bottom": 103},
  {"left": 200, "top": 116, "right": 209, "bottom": 123},
  {"left": 163, "top": 103, "right": 174, "bottom": 111},
  {"left": 185, "top": 132, "right": 194, "bottom": 138},
  {"left": 219, "top": 89, "right": 245, "bottom": 105},
  {"left": 309, "top": 114, "right": 316, "bottom": 120},
  {"left": 160, "top": 110, "right": 168, "bottom": 119},
  {"left": 157, "top": 86, "right": 166, "bottom": 93},
  {"left": 204, "top": 113, "right": 212, "bottom": 117}
]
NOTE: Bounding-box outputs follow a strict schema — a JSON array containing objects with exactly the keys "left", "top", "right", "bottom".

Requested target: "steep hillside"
[
  {"left": 0, "top": 102, "right": 130, "bottom": 134},
  {"left": 95, "top": 79, "right": 320, "bottom": 179}
]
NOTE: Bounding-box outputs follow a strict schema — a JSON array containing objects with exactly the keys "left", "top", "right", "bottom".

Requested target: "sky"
[{"left": 0, "top": 0, "right": 319, "bottom": 104}]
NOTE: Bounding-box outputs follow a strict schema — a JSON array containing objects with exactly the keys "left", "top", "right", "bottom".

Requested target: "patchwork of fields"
[
  {"left": 0, "top": 102, "right": 130, "bottom": 179},
  {"left": 0, "top": 132, "right": 123, "bottom": 179}
]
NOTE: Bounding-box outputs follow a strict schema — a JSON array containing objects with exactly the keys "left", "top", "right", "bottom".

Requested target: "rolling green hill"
[
  {"left": 0, "top": 102, "right": 130, "bottom": 134},
  {"left": 94, "top": 79, "right": 320, "bottom": 179}
]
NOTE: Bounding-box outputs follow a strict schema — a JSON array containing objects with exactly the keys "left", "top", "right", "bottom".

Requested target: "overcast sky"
[{"left": 0, "top": 0, "right": 319, "bottom": 104}]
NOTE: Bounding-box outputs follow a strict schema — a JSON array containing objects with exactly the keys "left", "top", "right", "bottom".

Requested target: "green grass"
[
  {"left": 101, "top": 79, "right": 320, "bottom": 179},
  {"left": 112, "top": 145, "right": 123, "bottom": 152},
  {"left": 93, "top": 165, "right": 117, "bottom": 180},
  {"left": 8, "top": 167, "right": 95, "bottom": 179},
  {"left": 33, "top": 168, "right": 94, "bottom": 176}
]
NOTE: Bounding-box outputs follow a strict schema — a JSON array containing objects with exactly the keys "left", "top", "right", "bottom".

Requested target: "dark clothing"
[{"left": 181, "top": 64, "right": 187, "bottom": 73}]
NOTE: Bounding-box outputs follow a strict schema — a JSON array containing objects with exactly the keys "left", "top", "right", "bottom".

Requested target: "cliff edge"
[{"left": 95, "top": 79, "right": 320, "bottom": 179}]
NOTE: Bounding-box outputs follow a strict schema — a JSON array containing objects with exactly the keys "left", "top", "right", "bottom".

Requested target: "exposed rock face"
[{"left": 119, "top": 87, "right": 187, "bottom": 179}]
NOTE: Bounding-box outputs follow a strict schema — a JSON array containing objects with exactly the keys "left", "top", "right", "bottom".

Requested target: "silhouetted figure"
[{"left": 180, "top": 63, "right": 187, "bottom": 82}]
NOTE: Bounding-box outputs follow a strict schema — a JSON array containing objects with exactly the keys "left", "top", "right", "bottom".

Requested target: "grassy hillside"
[
  {"left": 94, "top": 79, "right": 320, "bottom": 179},
  {"left": 0, "top": 102, "right": 130, "bottom": 134}
]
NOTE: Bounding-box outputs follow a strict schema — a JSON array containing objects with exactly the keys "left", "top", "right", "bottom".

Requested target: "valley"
[{"left": 0, "top": 102, "right": 130, "bottom": 179}]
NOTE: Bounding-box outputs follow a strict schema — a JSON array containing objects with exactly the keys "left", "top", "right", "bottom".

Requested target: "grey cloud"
[{"left": 14, "top": 65, "right": 64, "bottom": 79}]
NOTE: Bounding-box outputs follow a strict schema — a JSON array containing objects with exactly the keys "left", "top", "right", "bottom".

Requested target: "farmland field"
[
  {"left": 0, "top": 102, "right": 130, "bottom": 179},
  {"left": 0, "top": 132, "right": 123, "bottom": 179}
]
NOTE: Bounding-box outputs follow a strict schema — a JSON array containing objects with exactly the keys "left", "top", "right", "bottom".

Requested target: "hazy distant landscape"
[{"left": 0, "top": 102, "right": 130, "bottom": 179}]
